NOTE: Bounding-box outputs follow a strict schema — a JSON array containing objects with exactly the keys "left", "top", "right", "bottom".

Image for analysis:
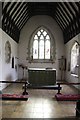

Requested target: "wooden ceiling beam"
[
  {"left": 55, "top": 14, "right": 65, "bottom": 30},
  {"left": 17, "top": 11, "right": 29, "bottom": 29},
  {"left": 55, "top": 12, "right": 66, "bottom": 29},
  {"left": 14, "top": 3, "right": 28, "bottom": 23},
  {"left": 4, "top": 3, "right": 16, "bottom": 33},
  {"left": 10, "top": 2, "right": 21, "bottom": 18},
  {"left": 55, "top": 17, "right": 64, "bottom": 31},
  {"left": 55, "top": 9, "right": 68, "bottom": 28},
  {"left": 69, "top": 2, "right": 80, "bottom": 33},
  {"left": 69, "top": 2, "right": 79, "bottom": 15},
  {"left": 20, "top": 17, "right": 30, "bottom": 30},
  {"left": 3, "top": 11, "right": 19, "bottom": 32},
  {"left": 15, "top": 5, "right": 29, "bottom": 26},
  {"left": 12, "top": 2, "right": 25, "bottom": 21},
  {"left": 18, "top": 13, "right": 29, "bottom": 30},
  {"left": 19, "top": 14, "right": 30, "bottom": 30},
  {"left": 60, "top": 3, "right": 76, "bottom": 41},
  {"left": 64, "top": 2, "right": 76, "bottom": 20},
  {"left": 2, "top": 2, "right": 20, "bottom": 42},
  {"left": 3, "top": 13, "right": 20, "bottom": 42},
  {"left": 17, "top": 3, "right": 31, "bottom": 28},
  {"left": 57, "top": 4, "right": 70, "bottom": 24},
  {"left": 19, "top": 15, "right": 31, "bottom": 30},
  {"left": 59, "top": 3, "right": 72, "bottom": 23},
  {"left": 2, "top": 2, "right": 79, "bottom": 43},
  {"left": 64, "top": 2, "right": 79, "bottom": 38},
  {"left": 2, "top": 2, "right": 11, "bottom": 13},
  {"left": 7, "top": 2, "right": 16, "bottom": 15},
  {"left": 75, "top": 2, "right": 80, "bottom": 10},
  {"left": 2, "top": 2, "right": 11, "bottom": 24},
  {"left": 64, "top": 3, "right": 77, "bottom": 28},
  {"left": 2, "top": 2, "right": 20, "bottom": 43}
]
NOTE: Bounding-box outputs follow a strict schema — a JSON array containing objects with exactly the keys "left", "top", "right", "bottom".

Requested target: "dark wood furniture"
[
  {"left": 28, "top": 68, "right": 56, "bottom": 86},
  {"left": 76, "top": 100, "right": 80, "bottom": 117},
  {"left": 0, "top": 80, "right": 28, "bottom": 100}
]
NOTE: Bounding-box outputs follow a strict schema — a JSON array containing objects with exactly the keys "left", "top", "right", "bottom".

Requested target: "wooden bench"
[
  {"left": 22, "top": 84, "right": 62, "bottom": 94},
  {"left": 0, "top": 80, "right": 29, "bottom": 101},
  {"left": 27, "top": 84, "right": 61, "bottom": 90},
  {"left": 55, "top": 82, "right": 80, "bottom": 101},
  {"left": 57, "top": 82, "right": 80, "bottom": 94}
]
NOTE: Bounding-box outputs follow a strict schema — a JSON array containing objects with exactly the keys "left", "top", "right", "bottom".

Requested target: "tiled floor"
[{"left": 1, "top": 83, "right": 79, "bottom": 118}]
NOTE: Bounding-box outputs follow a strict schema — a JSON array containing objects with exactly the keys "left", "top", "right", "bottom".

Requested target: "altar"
[{"left": 28, "top": 68, "right": 56, "bottom": 86}]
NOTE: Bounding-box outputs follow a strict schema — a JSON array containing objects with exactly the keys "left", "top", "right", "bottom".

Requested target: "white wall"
[
  {"left": 0, "top": 29, "right": 18, "bottom": 89},
  {"left": 0, "top": 29, "right": 2, "bottom": 90},
  {"left": 19, "top": 15, "right": 65, "bottom": 80},
  {"left": 78, "top": 34, "right": 80, "bottom": 89},
  {"left": 0, "top": 29, "right": 2, "bottom": 119},
  {"left": 65, "top": 34, "right": 80, "bottom": 89}
]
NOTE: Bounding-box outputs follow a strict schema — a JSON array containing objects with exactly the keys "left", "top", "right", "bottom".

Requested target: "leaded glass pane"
[
  {"left": 37, "top": 31, "right": 41, "bottom": 36},
  {"left": 33, "top": 40, "right": 38, "bottom": 59},
  {"left": 33, "top": 28, "right": 51, "bottom": 60},
  {"left": 71, "top": 42, "right": 79, "bottom": 74},
  {"left": 39, "top": 40, "right": 44, "bottom": 59},
  {"left": 45, "top": 40, "right": 50, "bottom": 59},
  {"left": 46, "top": 35, "right": 50, "bottom": 39},
  {"left": 40, "top": 29, "right": 43, "bottom": 32},
  {"left": 34, "top": 35, "right": 38, "bottom": 39},
  {"left": 40, "top": 35, "right": 44, "bottom": 40},
  {"left": 43, "top": 31, "right": 47, "bottom": 36}
]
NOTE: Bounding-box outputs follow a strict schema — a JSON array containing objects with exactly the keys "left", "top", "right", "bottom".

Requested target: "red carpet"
[
  {"left": 0, "top": 94, "right": 28, "bottom": 100},
  {"left": 55, "top": 94, "right": 80, "bottom": 101}
]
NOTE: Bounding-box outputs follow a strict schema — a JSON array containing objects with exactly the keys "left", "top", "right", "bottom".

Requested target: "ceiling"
[{"left": 1, "top": 2, "right": 80, "bottom": 43}]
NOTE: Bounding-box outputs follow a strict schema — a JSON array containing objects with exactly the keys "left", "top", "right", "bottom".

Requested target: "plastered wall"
[
  {"left": 18, "top": 15, "right": 65, "bottom": 80},
  {"left": 0, "top": 29, "right": 18, "bottom": 89},
  {"left": 65, "top": 34, "right": 80, "bottom": 89}
]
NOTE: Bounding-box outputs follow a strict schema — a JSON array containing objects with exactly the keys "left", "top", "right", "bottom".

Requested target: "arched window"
[
  {"left": 33, "top": 29, "right": 50, "bottom": 59},
  {"left": 29, "top": 27, "right": 56, "bottom": 62},
  {"left": 71, "top": 42, "right": 79, "bottom": 75}
]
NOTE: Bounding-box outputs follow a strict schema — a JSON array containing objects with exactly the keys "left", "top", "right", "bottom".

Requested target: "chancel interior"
[{"left": 0, "top": 1, "right": 80, "bottom": 119}]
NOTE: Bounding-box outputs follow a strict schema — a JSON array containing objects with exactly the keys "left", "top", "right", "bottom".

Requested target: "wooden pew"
[
  {"left": 0, "top": 80, "right": 29, "bottom": 101},
  {"left": 55, "top": 82, "right": 80, "bottom": 101}
]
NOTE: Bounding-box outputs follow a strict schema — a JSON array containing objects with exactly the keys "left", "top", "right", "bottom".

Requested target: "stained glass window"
[
  {"left": 33, "top": 29, "right": 51, "bottom": 59},
  {"left": 37, "top": 31, "right": 41, "bottom": 36},
  {"left": 33, "top": 40, "right": 38, "bottom": 59},
  {"left": 45, "top": 40, "right": 50, "bottom": 59},
  {"left": 40, "top": 35, "right": 44, "bottom": 40},
  {"left": 43, "top": 31, "right": 47, "bottom": 36},
  {"left": 34, "top": 35, "right": 38, "bottom": 39},
  {"left": 39, "top": 40, "right": 44, "bottom": 59},
  {"left": 71, "top": 42, "right": 79, "bottom": 75}
]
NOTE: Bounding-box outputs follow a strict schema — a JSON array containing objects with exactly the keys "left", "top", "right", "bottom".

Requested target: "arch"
[
  {"left": 71, "top": 41, "right": 79, "bottom": 75},
  {"left": 28, "top": 26, "right": 56, "bottom": 63}
]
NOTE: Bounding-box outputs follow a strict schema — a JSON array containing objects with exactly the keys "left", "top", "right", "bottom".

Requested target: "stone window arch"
[
  {"left": 71, "top": 41, "right": 79, "bottom": 75},
  {"left": 28, "top": 26, "right": 56, "bottom": 63}
]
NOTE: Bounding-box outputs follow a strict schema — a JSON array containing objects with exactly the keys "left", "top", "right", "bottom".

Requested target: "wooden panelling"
[{"left": 1, "top": 2, "right": 80, "bottom": 43}]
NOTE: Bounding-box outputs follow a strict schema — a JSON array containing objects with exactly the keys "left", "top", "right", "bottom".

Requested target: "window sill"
[
  {"left": 71, "top": 73, "right": 79, "bottom": 78},
  {"left": 29, "top": 59, "right": 55, "bottom": 63}
]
